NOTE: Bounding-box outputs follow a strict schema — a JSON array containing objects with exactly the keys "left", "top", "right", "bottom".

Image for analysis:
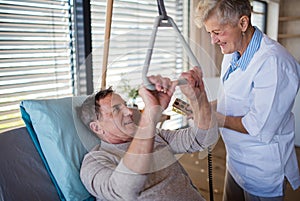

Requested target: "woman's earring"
[{"left": 242, "top": 32, "right": 245, "bottom": 36}]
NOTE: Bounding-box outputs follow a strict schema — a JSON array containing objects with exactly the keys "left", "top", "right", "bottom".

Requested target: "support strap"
[{"left": 142, "top": 1, "right": 202, "bottom": 90}]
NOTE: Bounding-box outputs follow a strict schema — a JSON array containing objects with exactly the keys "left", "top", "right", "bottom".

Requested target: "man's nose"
[{"left": 123, "top": 106, "right": 133, "bottom": 116}]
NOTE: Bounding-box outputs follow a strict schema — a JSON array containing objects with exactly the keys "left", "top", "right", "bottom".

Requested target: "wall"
[
  {"left": 278, "top": 0, "right": 300, "bottom": 62},
  {"left": 277, "top": 0, "right": 300, "bottom": 146}
]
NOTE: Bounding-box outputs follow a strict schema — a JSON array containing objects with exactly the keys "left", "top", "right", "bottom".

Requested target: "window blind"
[
  {"left": 0, "top": 0, "right": 75, "bottom": 132},
  {"left": 0, "top": 0, "right": 269, "bottom": 133},
  {"left": 90, "top": 0, "right": 185, "bottom": 129},
  {"left": 252, "top": 0, "right": 267, "bottom": 33}
]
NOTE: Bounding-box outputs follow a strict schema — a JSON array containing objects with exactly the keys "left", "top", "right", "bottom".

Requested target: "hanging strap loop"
[{"left": 143, "top": 0, "right": 202, "bottom": 90}]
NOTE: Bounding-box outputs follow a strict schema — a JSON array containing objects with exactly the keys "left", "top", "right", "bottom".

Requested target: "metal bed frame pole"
[{"left": 101, "top": 0, "right": 114, "bottom": 90}]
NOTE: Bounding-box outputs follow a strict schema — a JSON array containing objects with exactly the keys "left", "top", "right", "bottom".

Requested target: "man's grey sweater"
[{"left": 80, "top": 126, "right": 218, "bottom": 201}]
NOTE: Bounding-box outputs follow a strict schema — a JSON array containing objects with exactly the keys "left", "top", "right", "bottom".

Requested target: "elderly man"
[{"left": 77, "top": 67, "right": 218, "bottom": 201}]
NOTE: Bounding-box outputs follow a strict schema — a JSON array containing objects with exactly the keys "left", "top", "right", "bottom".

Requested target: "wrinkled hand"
[
  {"left": 179, "top": 67, "right": 214, "bottom": 129},
  {"left": 179, "top": 66, "right": 204, "bottom": 100},
  {"left": 139, "top": 75, "right": 177, "bottom": 110}
]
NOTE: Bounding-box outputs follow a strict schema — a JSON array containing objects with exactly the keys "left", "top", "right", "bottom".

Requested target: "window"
[
  {"left": 0, "top": 0, "right": 76, "bottom": 132},
  {"left": 251, "top": 0, "right": 267, "bottom": 33},
  {"left": 90, "top": 0, "right": 185, "bottom": 129},
  {"left": 0, "top": 0, "right": 186, "bottom": 132}
]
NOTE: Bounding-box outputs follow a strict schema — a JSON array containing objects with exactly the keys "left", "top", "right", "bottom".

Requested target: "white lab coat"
[{"left": 217, "top": 33, "right": 300, "bottom": 197}]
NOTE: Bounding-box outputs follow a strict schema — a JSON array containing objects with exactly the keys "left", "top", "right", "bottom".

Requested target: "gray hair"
[
  {"left": 194, "top": 0, "right": 252, "bottom": 28},
  {"left": 76, "top": 87, "right": 114, "bottom": 132}
]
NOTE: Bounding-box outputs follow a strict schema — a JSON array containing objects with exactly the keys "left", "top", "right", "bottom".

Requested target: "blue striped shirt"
[{"left": 223, "top": 27, "right": 263, "bottom": 82}]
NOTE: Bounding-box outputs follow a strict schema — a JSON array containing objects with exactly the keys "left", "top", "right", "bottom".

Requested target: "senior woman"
[{"left": 195, "top": 0, "right": 300, "bottom": 201}]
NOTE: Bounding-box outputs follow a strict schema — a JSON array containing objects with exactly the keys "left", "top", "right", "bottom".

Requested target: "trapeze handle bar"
[{"left": 142, "top": 15, "right": 202, "bottom": 90}]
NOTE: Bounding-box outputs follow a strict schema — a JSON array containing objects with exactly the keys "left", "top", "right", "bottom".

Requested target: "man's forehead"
[{"left": 98, "top": 93, "right": 123, "bottom": 108}]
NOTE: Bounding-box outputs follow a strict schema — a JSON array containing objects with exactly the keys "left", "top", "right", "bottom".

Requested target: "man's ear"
[{"left": 89, "top": 121, "right": 104, "bottom": 135}]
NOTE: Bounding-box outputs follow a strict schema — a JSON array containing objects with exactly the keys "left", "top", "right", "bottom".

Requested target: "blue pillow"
[{"left": 20, "top": 96, "right": 100, "bottom": 201}]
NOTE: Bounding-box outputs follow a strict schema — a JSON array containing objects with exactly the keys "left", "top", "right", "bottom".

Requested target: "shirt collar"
[{"left": 231, "top": 27, "right": 263, "bottom": 71}]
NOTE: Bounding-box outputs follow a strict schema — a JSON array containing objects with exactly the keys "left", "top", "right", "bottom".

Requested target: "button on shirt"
[{"left": 217, "top": 27, "right": 300, "bottom": 197}]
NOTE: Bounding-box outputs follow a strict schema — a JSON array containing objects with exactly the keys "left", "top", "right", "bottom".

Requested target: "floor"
[{"left": 179, "top": 138, "right": 300, "bottom": 201}]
